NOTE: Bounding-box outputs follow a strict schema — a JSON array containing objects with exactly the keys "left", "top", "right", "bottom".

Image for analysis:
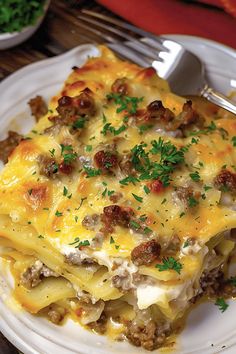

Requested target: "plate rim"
[{"left": 0, "top": 34, "right": 235, "bottom": 354}]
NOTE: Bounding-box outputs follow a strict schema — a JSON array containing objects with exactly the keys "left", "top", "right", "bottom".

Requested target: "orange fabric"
[{"left": 97, "top": 0, "right": 236, "bottom": 49}]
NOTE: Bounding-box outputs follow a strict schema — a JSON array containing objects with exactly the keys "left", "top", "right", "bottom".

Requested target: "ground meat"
[
  {"left": 173, "top": 186, "right": 200, "bottom": 209},
  {"left": 21, "top": 260, "right": 58, "bottom": 289},
  {"left": 135, "top": 100, "right": 204, "bottom": 136},
  {"left": 126, "top": 319, "right": 170, "bottom": 351},
  {"left": 119, "top": 154, "right": 136, "bottom": 176},
  {"left": 0, "top": 131, "right": 22, "bottom": 164},
  {"left": 87, "top": 312, "right": 107, "bottom": 334},
  {"left": 94, "top": 150, "right": 118, "bottom": 173},
  {"left": 148, "top": 179, "right": 164, "bottom": 194},
  {"left": 147, "top": 100, "right": 175, "bottom": 124},
  {"left": 64, "top": 252, "right": 96, "bottom": 266},
  {"left": 214, "top": 169, "right": 236, "bottom": 192},
  {"left": 28, "top": 95, "right": 48, "bottom": 121},
  {"left": 109, "top": 192, "right": 123, "bottom": 203},
  {"left": 101, "top": 205, "right": 133, "bottom": 233},
  {"left": 178, "top": 100, "right": 198, "bottom": 126},
  {"left": 199, "top": 267, "right": 225, "bottom": 297},
  {"left": 165, "top": 235, "right": 181, "bottom": 255},
  {"left": 112, "top": 271, "right": 131, "bottom": 291},
  {"left": 82, "top": 214, "right": 100, "bottom": 230},
  {"left": 47, "top": 304, "right": 67, "bottom": 324},
  {"left": 58, "top": 161, "right": 74, "bottom": 175},
  {"left": 56, "top": 88, "right": 96, "bottom": 125},
  {"left": 111, "top": 78, "right": 129, "bottom": 95},
  {"left": 131, "top": 240, "right": 161, "bottom": 266},
  {"left": 44, "top": 123, "right": 61, "bottom": 136},
  {"left": 38, "top": 155, "right": 58, "bottom": 178},
  {"left": 90, "top": 232, "right": 104, "bottom": 249}
]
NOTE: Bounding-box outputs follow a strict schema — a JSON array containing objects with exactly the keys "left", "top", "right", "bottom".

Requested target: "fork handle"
[{"left": 201, "top": 85, "right": 236, "bottom": 115}]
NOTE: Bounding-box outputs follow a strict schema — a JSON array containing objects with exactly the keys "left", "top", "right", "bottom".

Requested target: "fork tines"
[{"left": 77, "top": 9, "right": 166, "bottom": 67}]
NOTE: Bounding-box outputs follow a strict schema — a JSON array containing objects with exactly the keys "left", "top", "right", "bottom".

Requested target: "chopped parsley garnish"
[
  {"left": 130, "top": 220, "right": 141, "bottom": 230},
  {"left": 63, "top": 152, "right": 77, "bottom": 165},
  {"left": 115, "top": 245, "right": 120, "bottom": 250},
  {"left": 132, "top": 193, "right": 143, "bottom": 203},
  {"left": 179, "top": 212, "right": 185, "bottom": 218},
  {"left": 75, "top": 197, "right": 87, "bottom": 211},
  {"left": 161, "top": 198, "right": 167, "bottom": 204},
  {"left": 101, "top": 186, "right": 115, "bottom": 198},
  {"left": 191, "top": 137, "right": 199, "bottom": 144},
  {"left": 138, "top": 124, "right": 153, "bottom": 135},
  {"left": 83, "top": 166, "right": 101, "bottom": 178},
  {"left": 60, "top": 144, "right": 73, "bottom": 155},
  {"left": 74, "top": 216, "right": 78, "bottom": 223},
  {"left": 229, "top": 277, "right": 236, "bottom": 286},
  {"left": 143, "top": 185, "right": 150, "bottom": 194},
  {"left": 188, "top": 196, "right": 199, "bottom": 207},
  {"left": 189, "top": 171, "right": 200, "bottom": 182},
  {"left": 49, "top": 148, "right": 55, "bottom": 157},
  {"left": 139, "top": 215, "right": 147, "bottom": 222},
  {"left": 156, "top": 257, "right": 183, "bottom": 274},
  {"left": 52, "top": 162, "right": 59, "bottom": 173},
  {"left": 28, "top": 188, "right": 33, "bottom": 195},
  {"left": 102, "top": 113, "right": 107, "bottom": 123},
  {"left": 215, "top": 298, "right": 229, "bottom": 313},
  {"left": 130, "top": 138, "right": 185, "bottom": 186},
  {"left": 63, "top": 186, "right": 68, "bottom": 196},
  {"left": 85, "top": 145, "right": 92, "bottom": 152},
  {"left": 219, "top": 127, "right": 228, "bottom": 140},
  {"left": 102, "top": 188, "right": 107, "bottom": 197},
  {"left": 119, "top": 176, "right": 139, "bottom": 186},
  {"left": 55, "top": 210, "right": 63, "bottom": 217},
  {"left": 77, "top": 240, "right": 90, "bottom": 248},
  {"left": 101, "top": 123, "right": 112, "bottom": 136},
  {"left": 73, "top": 117, "right": 86, "bottom": 129},
  {"left": 69, "top": 237, "right": 80, "bottom": 245},
  {"left": 144, "top": 226, "right": 152, "bottom": 234},
  {"left": 232, "top": 136, "right": 236, "bottom": 147},
  {"left": 204, "top": 185, "right": 212, "bottom": 191},
  {"left": 60, "top": 144, "right": 77, "bottom": 165},
  {"left": 189, "top": 121, "right": 217, "bottom": 136},
  {"left": 110, "top": 236, "right": 115, "bottom": 244},
  {"left": 38, "top": 235, "right": 44, "bottom": 239},
  {"left": 101, "top": 122, "right": 127, "bottom": 136},
  {"left": 183, "top": 240, "right": 189, "bottom": 248},
  {"left": 106, "top": 92, "right": 143, "bottom": 115},
  {"left": 69, "top": 237, "right": 90, "bottom": 248}
]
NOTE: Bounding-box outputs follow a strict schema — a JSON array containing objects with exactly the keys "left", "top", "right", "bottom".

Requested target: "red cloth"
[{"left": 97, "top": 0, "right": 236, "bottom": 49}]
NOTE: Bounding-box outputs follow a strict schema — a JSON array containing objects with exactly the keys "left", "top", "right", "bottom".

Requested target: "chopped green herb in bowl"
[{"left": 0, "top": 0, "right": 50, "bottom": 50}]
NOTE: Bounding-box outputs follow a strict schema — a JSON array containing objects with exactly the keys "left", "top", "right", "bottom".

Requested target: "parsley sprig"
[
  {"left": 129, "top": 138, "right": 185, "bottom": 187},
  {"left": 60, "top": 144, "right": 77, "bottom": 164},
  {"left": 101, "top": 122, "right": 127, "bottom": 136},
  {"left": 215, "top": 298, "right": 229, "bottom": 313},
  {"left": 156, "top": 257, "right": 183, "bottom": 274},
  {"left": 69, "top": 237, "right": 90, "bottom": 248},
  {"left": 83, "top": 166, "right": 101, "bottom": 178},
  {"left": 106, "top": 92, "right": 143, "bottom": 115}
]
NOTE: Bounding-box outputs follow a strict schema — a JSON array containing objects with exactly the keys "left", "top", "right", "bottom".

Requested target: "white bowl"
[{"left": 0, "top": 0, "right": 50, "bottom": 50}]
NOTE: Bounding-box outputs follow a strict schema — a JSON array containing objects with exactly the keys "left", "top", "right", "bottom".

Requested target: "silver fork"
[{"left": 77, "top": 10, "right": 236, "bottom": 115}]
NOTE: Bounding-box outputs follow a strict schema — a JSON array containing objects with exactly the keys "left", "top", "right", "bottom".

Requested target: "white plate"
[{"left": 0, "top": 36, "right": 236, "bottom": 354}]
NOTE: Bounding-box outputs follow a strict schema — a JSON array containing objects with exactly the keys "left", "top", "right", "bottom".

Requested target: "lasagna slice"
[{"left": 1, "top": 46, "right": 236, "bottom": 351}]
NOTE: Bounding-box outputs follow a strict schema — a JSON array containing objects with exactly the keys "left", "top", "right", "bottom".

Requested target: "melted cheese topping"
[{"left": 0, "top": 46, "right": 236, "bottom": 339}]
